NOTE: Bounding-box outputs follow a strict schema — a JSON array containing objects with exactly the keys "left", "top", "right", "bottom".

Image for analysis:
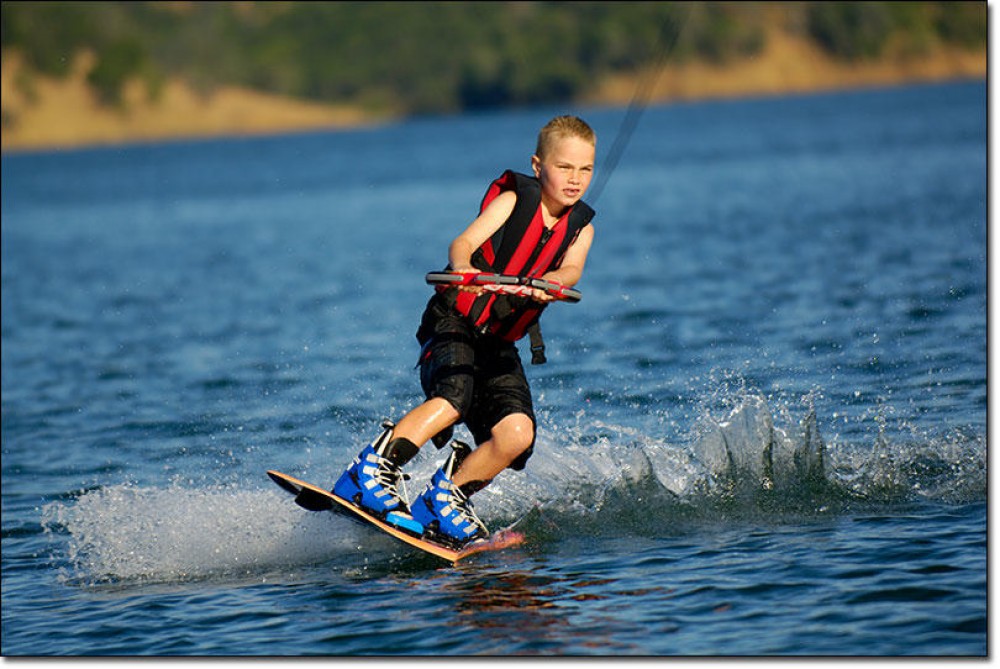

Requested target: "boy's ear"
[{"left": 531, "top": 154, "right": 542, "bottom": 177}]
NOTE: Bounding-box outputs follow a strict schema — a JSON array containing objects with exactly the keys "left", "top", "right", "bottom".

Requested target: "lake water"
[{"left": 1, "top": 80, "right": 987, "bottom": 657}]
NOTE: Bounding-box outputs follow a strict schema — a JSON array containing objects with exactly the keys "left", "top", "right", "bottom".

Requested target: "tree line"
[{"left": 1, "top": 1, "right": 986, "bottom": 114}]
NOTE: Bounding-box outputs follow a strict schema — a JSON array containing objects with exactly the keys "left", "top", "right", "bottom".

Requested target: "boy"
[{"left": 333, "top": 115, "right": 597, "bottom": 547}]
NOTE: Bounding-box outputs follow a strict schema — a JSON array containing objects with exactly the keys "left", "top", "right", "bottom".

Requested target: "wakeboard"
[{"left": 267, "top": 470, "right": 524, "bottom": 564}]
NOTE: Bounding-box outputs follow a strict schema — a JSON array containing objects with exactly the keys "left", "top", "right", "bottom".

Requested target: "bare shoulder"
[
  {"left": 471, "top": 189, "right": 517, "bottom": 230},
  {"left": 454, "top": 189, "right": 518, "bottom": 249},
  {"left": 483, "top": 189, "right": 517, "bottom": 217}
]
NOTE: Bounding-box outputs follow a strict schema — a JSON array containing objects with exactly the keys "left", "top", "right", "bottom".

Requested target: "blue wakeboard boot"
[
  {"left": 332, "top": 422, "right": 424, "bottom": 535},
  {"left": 410, "top": 441, "right": 490, "bottom": 548}
]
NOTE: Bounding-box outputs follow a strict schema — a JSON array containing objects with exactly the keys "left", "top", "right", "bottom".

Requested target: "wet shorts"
[{"left": 416, "top": 294, "right": 535, "bottom": 470}]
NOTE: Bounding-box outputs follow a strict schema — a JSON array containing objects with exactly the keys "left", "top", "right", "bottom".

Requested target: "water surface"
[{"left": 1, "top": 80, "right": 987, "bottom": 656}]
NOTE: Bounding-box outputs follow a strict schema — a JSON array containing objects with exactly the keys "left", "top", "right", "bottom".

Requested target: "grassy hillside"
[{"left": 1, "top": 1, "right": 987, "bottom": 152}]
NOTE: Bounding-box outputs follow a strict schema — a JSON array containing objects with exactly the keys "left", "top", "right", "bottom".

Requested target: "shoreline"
[{"left": 1, "top": 37, "right": 986, "bottom": 155}]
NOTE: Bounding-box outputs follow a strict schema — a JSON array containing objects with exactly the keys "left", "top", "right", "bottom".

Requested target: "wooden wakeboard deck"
[{"left": 267, "top": 470, "right": 524, "bottom": 563}]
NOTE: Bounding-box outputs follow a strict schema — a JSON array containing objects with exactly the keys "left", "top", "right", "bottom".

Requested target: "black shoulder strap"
[{"left": 491, "top": 172, "right": 542, "bottom": 264}]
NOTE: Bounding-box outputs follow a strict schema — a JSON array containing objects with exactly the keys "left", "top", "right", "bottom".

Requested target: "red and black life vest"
[{"left": 444, "top": 170, "right": 595, "bottom": 351}]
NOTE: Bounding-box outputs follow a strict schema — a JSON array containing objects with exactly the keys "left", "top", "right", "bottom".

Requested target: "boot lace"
[
  {"left": 449, "top": 484, "right": 488, "bottom": 535},
  {"left": 373, "top": 454, "right": 410, "bottom": 506}
]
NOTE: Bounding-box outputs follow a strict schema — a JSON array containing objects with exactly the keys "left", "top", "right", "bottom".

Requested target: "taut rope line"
[{"left": 588, "top": 5, "right": 692, "bottom": 203}]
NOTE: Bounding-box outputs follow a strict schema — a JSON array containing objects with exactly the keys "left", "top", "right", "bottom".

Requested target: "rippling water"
[{"left": 1, "top": 80, "right": 987, "bottom": 656}]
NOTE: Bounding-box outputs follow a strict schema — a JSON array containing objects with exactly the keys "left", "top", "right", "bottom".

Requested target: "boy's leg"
[
  {"left": 408, "top": 413, "right": 533, "bottom": 545},
  {"left": 330, "top": 398, "right": 461, "bottom": 533},
  {"left": 454, "top": 338, "right": 536, "bottom": 494},
  {"left": 409, "top": 342, "right": 535, "bottom": 544},
  {"left": 452, "top": 413, "right": 534, "bottom": 493},
  {"left": 333, "top": 297, "right": 476, "bottom": 529},
  {"left": 391, "top": 397, "right": 461, "bottom": 449}
]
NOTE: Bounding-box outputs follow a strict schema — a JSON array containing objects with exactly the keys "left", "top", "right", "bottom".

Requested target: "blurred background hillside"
[{"left": 1, "top": 1, "right": 987, "bottom": 152}]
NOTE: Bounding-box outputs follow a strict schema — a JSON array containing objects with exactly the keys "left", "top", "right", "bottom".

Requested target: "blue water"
[{"left": 1, "top": 81, "right": 987, "bottom": 656}]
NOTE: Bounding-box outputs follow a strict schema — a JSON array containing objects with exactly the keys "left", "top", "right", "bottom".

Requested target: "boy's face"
[{"left": 532, "top": 135, "right": 595, "bottom": 211}]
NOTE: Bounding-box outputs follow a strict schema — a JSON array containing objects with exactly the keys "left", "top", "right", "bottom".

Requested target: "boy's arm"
[
  {"left": 448, "top": 191, "right": 517, "bottom": 271},
  {"left": 529, "top": 223, "right": 593, "bottom": 303},
  {"left": 542, "top": 224, "right": 594, "bottom": 288}
]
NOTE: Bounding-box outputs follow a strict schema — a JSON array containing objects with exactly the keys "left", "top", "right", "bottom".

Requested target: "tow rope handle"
[{"left": 425, "top": 272, "right": 582, "bottom": 303}]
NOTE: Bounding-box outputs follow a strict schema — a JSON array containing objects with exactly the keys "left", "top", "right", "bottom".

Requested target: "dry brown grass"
[
  {"left": 586, "top": 27, "right": 986, "bottom": 105},
  {"left": 2, "top": 31, "right": 985, "bottom": 153},
  {"left": 1, "top": 51, "right": 375, "bottom": 152}
]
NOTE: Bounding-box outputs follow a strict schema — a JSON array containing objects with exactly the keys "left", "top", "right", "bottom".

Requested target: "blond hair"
[{"left": 535, "top": 116, "right": 596, "bottom": 161}]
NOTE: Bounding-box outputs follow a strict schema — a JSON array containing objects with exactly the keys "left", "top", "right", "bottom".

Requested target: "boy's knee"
[{"left": 493, "top": 414, "right": 535, "bottom": 457}]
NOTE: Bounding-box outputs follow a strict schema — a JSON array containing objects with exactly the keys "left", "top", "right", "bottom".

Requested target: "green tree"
[{"left": 807, "top": 1, "right": 893, "bottom": 61}]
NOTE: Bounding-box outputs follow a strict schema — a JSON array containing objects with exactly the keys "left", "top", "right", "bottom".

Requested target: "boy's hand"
[
  {"left": 451, "top": 267, "right": 484, "bottom": 294},
  {"left": 529, "top": 288, "right": 555, "bottom": 303},
  {"left": 426, "top": 271, "right": 581, "bottom": 303},
  {"left": 532, "top": 272, "right": 567, "bottom": 303}
]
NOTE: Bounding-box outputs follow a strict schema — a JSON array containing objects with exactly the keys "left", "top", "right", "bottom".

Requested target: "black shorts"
[{"left": 416, "top": 294, "right": 535, "bottom": 470}]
